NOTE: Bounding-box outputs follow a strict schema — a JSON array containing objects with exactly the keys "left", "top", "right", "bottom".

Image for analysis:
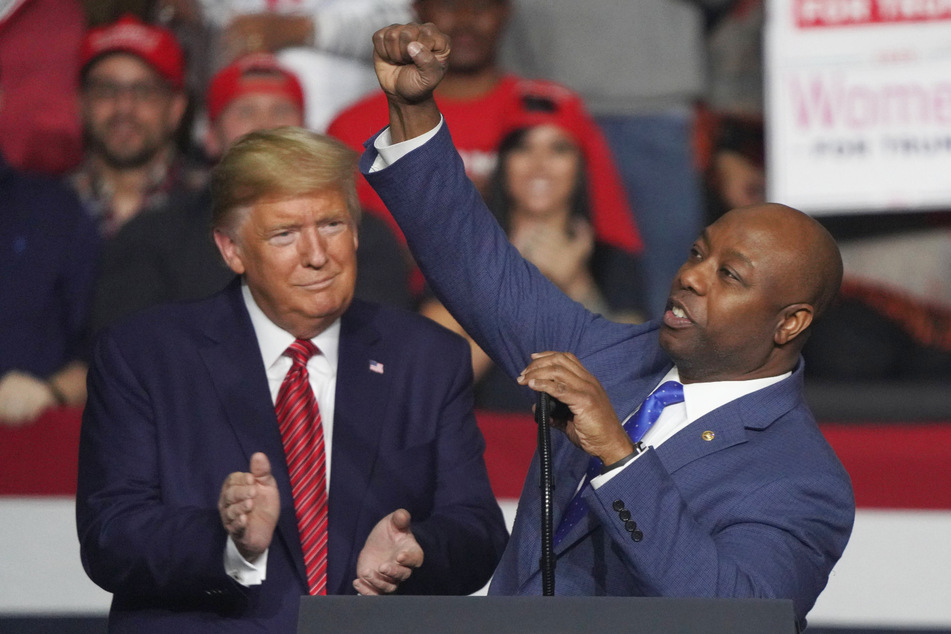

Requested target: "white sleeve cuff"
[
  {"left": 369, "top": 116, "right": 444, "bottom": 172},
  {"left": 224, "top": 539, "right": 268, "bottom": 586}
]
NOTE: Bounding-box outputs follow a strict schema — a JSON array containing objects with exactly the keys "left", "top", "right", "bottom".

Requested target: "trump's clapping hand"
[
  {"left": 353, "top": 509, "right": 424, "bottom": 595},
  {"left": 218, "top": 452, "right": 280, "bottom": 563}
]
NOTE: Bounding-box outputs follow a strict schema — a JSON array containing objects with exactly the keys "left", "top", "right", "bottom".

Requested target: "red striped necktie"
[{"left": 275, "top": 338, "right": 328, "bottom": 595}]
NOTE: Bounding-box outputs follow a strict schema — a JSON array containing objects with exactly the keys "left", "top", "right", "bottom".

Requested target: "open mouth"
[{"left": 663, "top": 299, "right": 693, "bottom": 328}]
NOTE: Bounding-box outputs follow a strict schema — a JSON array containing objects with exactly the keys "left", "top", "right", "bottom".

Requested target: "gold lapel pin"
[{"left": 701, "top": 430, "right": 715, "bottom": 442}]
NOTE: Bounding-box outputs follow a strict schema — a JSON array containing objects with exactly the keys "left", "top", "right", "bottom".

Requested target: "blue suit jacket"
[
  {"left": 76, "top": 279, "right": 507, "bottom": 632},
  {"left": 363, "top": 123, "right": 855, "bottom": 628}
]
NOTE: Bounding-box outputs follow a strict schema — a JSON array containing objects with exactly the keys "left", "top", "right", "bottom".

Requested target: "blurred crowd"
[{"left": 2, "top": 0, "right": 949, "bottom": 426}]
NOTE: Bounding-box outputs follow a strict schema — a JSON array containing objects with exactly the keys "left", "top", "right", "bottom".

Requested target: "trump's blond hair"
[{"left": 211, "top": 126, "right": 360, "bottom": 234}]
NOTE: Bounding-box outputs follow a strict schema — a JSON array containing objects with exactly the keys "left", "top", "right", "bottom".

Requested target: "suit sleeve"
[
  {"left": 362, "top": 124, "right": 626, "bottom": 382},
  {"left": 399, "top": 335, "right": 508, "bottom": 595},
  {"left": 76, "top": 331, "right": 243, "bottom": 602}
]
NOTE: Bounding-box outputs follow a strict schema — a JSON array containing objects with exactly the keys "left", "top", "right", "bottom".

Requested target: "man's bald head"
[
  {"left": 719, "top": 203, "right": 842, "bottom": 324},
  {"left": 660, "top": 202, "right": 842, "bottom": 382}
]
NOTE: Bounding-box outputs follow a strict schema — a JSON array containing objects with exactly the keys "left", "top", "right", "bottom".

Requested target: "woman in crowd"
[{"left": 423, "top": 104, "right": 643, "bottom": 411}]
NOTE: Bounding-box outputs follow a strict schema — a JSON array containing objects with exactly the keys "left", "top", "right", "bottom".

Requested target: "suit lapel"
[
  {"left": 656, "top": 367, "right": 804, "bottom": 475},
  {"left": 326, "top": 301, "right": 390, "bottom": 594},
  {"left": 653, "top": 399, "right": 751, "bottom": 473},
  {"left": 196, "top": 280, "right": 309, "bottom": 588}
]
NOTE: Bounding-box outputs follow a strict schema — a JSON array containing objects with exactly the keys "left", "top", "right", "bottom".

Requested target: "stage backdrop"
[{"left": 766, "top": 0, "right": 951, "bottom": 214}]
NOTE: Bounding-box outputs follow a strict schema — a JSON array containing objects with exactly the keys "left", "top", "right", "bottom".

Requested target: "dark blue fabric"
[{"left": 0, "top": 154, "right": 100, "bottom": 377}]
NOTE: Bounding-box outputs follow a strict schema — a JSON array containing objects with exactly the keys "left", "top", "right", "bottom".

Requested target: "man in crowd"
[
  {"left": 152, "top": 0, "right": 415, "bottom": 132},
  {"left": 360, "top": 23, "right": 854, "bottom": 629},
  {"left": 77, "top": 125, "right": 507, "bottom": 630},
  {"left": 202, "top": 52, "right": 306, "bottom": 161},
  {"left": 70, "top": 14, "right": 205, "bottom": 238},
  {"left": 327, "top": 0, "right": 640, "bottom": 258},
  {"left": 0, "top": 89, "right": 99, "bottom": 424}
]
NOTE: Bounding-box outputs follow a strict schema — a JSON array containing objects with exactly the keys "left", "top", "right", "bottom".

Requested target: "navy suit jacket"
[
  {"left": 363, "top": 123, "right": 855, "bottom": 629},
  {"left": 77, "top": 279, "right": 507, "bottom": 632}
]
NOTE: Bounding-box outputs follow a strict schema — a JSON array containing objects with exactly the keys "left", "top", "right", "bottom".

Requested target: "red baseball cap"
[
  {"left": 501, "top": 81, "right": 591, "bottom": 148},
  {"left": 80, "top": 14, "right": 185, "bottom": 90},
  {"left": 206, "top": 53, "right": 305, "bottom": 123}
]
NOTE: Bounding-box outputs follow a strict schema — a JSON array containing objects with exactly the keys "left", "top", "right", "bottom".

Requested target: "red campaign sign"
[{"left": 796, "top": 0, "right": 951, "bottom": 27}]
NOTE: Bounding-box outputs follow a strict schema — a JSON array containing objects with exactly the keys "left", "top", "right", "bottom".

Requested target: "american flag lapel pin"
[{"left": 369, "top": 360, "right": 384, "bottom": 374}]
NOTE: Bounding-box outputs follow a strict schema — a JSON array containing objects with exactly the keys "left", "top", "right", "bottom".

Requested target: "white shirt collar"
[
  {"left": 240, "top": 281, "right": 341, "bottom": 375},
  {"left": 659, "top": 366, "right": 792, "bottom": 424}
]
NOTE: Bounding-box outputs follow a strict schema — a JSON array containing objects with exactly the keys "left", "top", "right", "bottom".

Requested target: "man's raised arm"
[{"left": 363, "top": 22, "right": 633, "bottom": 407}]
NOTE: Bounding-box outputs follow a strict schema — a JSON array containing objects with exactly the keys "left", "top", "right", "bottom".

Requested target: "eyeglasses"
[
  {"left": 426, "top": 0, "right": 503, "bottom": 10},
  {"left": 83, "top": 79, "right": 170, "bottom": 104}
]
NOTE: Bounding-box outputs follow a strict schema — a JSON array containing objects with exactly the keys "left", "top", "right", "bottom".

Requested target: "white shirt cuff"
[
  {"left": 369, "top": 116, "right": 444, "bottom": 172},
  {"left": 224, "top": 539, "right": 268, "bottom": 586}
]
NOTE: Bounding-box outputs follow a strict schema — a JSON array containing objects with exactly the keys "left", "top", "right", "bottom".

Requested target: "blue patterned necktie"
[{"left": 552, "top": 381, "right": 685, "bottom": 546}]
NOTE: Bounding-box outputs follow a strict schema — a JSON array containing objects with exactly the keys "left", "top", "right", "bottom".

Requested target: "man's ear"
[
  {"left": 213, "top": 228, "right": 246, "bottom": 275},
  {"left": 774, "top": 303, "right": 814, "bottom": 346}
]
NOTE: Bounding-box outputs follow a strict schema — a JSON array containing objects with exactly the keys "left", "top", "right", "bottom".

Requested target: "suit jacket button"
[
  {"left": 624, "top": 520, "right": 637, "bottom": 532},
  {"left": 612, "top": 500, "right": 625, "bottom": 512},
  {"left": 618, "top": 509, "right": 631, "bottom": 522},
  {"left": 631, "top": 529, "right": 644, "bottom": 542}
]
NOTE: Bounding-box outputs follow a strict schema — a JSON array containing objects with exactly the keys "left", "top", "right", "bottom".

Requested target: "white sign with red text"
[{"left": 766, "top": 0, "right": 951, "bottom": 214}]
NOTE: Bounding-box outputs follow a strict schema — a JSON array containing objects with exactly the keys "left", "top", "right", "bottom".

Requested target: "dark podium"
[{"left": 298, "top": 596, "right": 798, "bottom": 633}]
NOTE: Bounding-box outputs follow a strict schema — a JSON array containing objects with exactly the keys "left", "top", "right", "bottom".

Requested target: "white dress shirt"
[{"left": 226, "top": 281, "right": 342, "bottom": 585}]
